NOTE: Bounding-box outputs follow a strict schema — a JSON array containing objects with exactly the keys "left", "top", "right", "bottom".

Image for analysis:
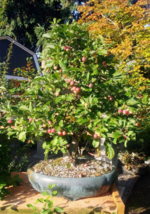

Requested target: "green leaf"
[
  {"left": 59, "top": 120, "right": 63, "bottom": 127},
  {"left": 52, "top": 190, "right": 57, "bottom": 196},
  {"left": 59, "top": 60, "right": 67, "bottom": 71},
  {"left": 48, "top": 201, "right": 53, "bottom": 209},
  {"left": 41, "top": 191, "right": 50, "bottom": 196},
  {"left": 45, "top": 61, "right": 54, "bottom": 68},
  {"left": 111, "top": 132, "right": 122, "bottom": 139},
  {"left": 18, "top": 131, "right": 26, "bottom": 142},
  {"left": 27, "top": 204, "right": 37, "bottom": 210},
  {"left": 46, "top": 43, "right": 55, "bottom": 48},
  {"left": 106, "top": 143, "right": 115, "bottom": 159},
  {"left": 19, "top": 105, "right": 29, "bottom": 111},
  {"left": 92, "top": 139, "right": 100, "bottom": 148},
  {"left": 43, "top": 33, "right": 51, "bottom": 38},
  {"left": 54, "top": 207, "right": 64, "bottom": 213},
  {"left": 127, "top": 98, "right": 138, "bottom": 105}
]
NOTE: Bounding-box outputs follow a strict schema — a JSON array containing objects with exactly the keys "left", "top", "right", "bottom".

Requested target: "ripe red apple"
[
  {"left": 47, "top": 129, "right": 51, "bottom": 134},
  {"left": 94, "top": 133, "right": 98, "bottom": 139},
  {"left": 48, "top": 120, "right": 52, "bottom": 125},
  {"left": 66, "top": 46, "right": 71, "bottom": 51},
  {"left": 124, "top": 135, "right": 127, "bottom": 140},
  {"left": 75, "top": 87, "right": 81, "bottom": 92},
  {"left": 118, "top": 109, "right": 123, "bottom": 114},
  {"left": 58, "top": 131, "right": 63, "bottom": 136},
  {"left": 51, "top": 128, "right": 55, "bottom": 133},
  {"left": 123, "top": 110, "right": 129, "bottom": 115},
  {"left": 63, "top": 46, "right": 67, "bottom": 51},
  {"left": 89, "top": 84, "right": 93, "bottom": 88},
  {"left": 109, "top": 96, "right": 113, "bottom": 101},
  {"left": 107, "top": 51, "right": 111, "bottom": 56},
  {"left": 68, "top": 79, "right": 72, "bottom": 83},
  {"left": 29, "top": 118, "right": 33, "bottom": 122},
  {"left": 8, "top": 119, "right": 12, "bottom": 124},
  {"left": 70, "top": 81, "right": 74, "bottom": 86},
  {"left": 62, "top": 131, "right": 66, "bottom": 136},
  {"left": 27, "top": 140, "right": 31, "bottom": 144},
  {"left": 55, "top": 92, "right": 59, "bottom": 96},
  {"left": 82, "top": 56, "right": 86, "bottom": 62},
  {"left": 102, "top": 61, "right": 107, "bottom": 68}
]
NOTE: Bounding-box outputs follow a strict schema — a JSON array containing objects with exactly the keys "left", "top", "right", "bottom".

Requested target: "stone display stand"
[{"left": 0, "top": 172, "right": 125, "bottom": 214}]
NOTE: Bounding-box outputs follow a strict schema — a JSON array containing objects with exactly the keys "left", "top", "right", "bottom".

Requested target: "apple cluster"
[
  {"left": 102, "top": 61, "right": 107, "bottom": 68},
  {"left": 118, "top": 109, "right": 130, "bottom": 115},
  {"left": 63, "top": 46, "right": 71, "bottom": 52}
]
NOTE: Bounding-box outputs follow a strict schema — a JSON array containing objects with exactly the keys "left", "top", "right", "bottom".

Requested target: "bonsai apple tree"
[{"left": 3, "top": 19, "right": 143, "bottom": 161}]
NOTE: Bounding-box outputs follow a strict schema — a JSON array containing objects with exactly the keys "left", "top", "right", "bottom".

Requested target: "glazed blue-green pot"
[{"left": 27, "top": 161, "right": 117, "bottom": 201}]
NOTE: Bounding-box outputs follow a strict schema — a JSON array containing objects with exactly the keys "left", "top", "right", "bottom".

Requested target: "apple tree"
[{"left": 2, "top": 19, "right": 145, "bottom": 161}]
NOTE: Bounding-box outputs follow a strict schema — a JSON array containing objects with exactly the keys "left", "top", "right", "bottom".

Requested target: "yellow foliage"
[{"left": 78, "top": 0, "right": 150, "bottom": 86}]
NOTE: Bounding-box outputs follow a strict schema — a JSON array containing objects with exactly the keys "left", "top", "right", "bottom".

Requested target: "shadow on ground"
[{"left": 125, "top": 172, "right": 150, "bottom": 214}]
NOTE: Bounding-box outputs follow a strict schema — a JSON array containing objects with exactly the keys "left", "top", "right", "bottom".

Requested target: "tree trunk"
[{"left": 69, "top": 135, "right": 79, "bottom": 159}]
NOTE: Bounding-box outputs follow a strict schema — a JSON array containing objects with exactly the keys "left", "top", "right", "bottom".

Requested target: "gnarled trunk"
[{"left": 69, "top": 135, "right": 79, "bottom": 160}]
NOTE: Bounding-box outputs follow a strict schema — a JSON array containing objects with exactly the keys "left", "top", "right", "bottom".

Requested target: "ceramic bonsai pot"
[{"left": 27, "top": 161, "right": 117, "bottom": 201}]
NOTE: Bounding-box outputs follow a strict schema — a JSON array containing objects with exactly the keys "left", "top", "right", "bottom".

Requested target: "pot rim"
[{"left": 27, "top": 157, "right": 117, "bottom": 179}]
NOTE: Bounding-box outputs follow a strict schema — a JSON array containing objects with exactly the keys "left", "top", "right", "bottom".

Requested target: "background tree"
[
  {"left": 78, "top": 0, "right": 150, "bottom": 87},
  {"left": 0, "top": 0, "right": 87, "bottom": 51}
]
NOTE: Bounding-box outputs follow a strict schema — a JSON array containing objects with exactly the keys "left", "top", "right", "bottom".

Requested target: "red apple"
[
  {"left": 58, "top": 131, "right": 63, "bottom": 136},
  {"left": 29, "top": 118, "right": 33, "bottom": 122},
  {"left": 27, "top": 140, "right": 31, "bottom": 144},
  {"left": 109, "top": 96, "right": 113, "bottom": 101},
  {"left": 55, "top": 92, "right": 59, "bottom": 96},
  {"left": 66, "top": 46, "right": 71, "bottom": 51},
  {"left": 8, "top": 119, "right": 12, "bottom": 124},
  {"left": 107, "top": 51, "right": 111, "bottom": 56},
  {"left": 47, "top": 129, "right": 51, "bottom": 134},
  {"left": 118, "top": 109, "right": 123, "bottom": 114},
  {"left": 124, "top": 135, "right": 127, "bottom": 140},
  {"left": 123, "top": 110, "right": 129, "bottom": 115},
  {"left": 94, "top": 133, "right": 98, "bottom": 139},
  {"left": 68, "top": 79, "right": 72, "bottom": 83},
  {"left": 89, "top": 84, "right": 93, "bottom": 88},
  {"left": 48, "top": 120, "right": 52, "bottom": 124},
  {"left": 82, "top": 56, "right": 86, "bottom": 62},
  {"left": 70, "top": 81, "right": 74, "bottom": 86},
  {"left": 62, "top": 131, "right": 66, "bottom": 136},
  {"left": 75, "top": 88, "right": 81, "bottom": 92},
  {"left": 63, "top": 46, "right": 67, "bottom": 51},
  {"left": 51, "top": 128, "right": 55, "bottom": 133}
]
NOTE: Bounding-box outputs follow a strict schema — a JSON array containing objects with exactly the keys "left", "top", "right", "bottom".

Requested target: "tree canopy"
[
  {"left": 0, "top": 0, "right": 86, "bottom": 51},
  {"left": 78, "top": 0, "right": 150, "bottom": 86}
]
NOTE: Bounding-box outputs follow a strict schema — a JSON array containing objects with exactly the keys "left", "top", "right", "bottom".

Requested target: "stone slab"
[{"left": 0, "top": 172, "right": 124, "bottom": 214}]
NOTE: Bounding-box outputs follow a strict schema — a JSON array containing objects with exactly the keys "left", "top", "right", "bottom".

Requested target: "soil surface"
[
  {"left": 126, "top": 172, "right": 150, "bottom": 214},
  {"left": 32, "top": 156, "right": 113, "bottom": 178}
]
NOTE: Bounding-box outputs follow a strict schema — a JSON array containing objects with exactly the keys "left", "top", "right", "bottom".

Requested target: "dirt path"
[{"left": 125, "top": 172, "right": 150, "bottom": 214}]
